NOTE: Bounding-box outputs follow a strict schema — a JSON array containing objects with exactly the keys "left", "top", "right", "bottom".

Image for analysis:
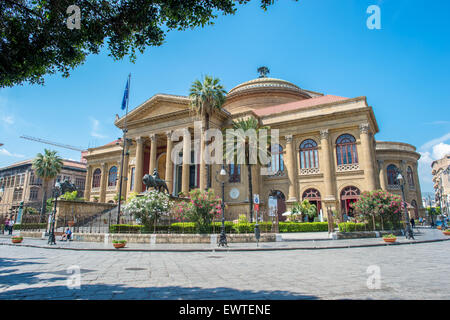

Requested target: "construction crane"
[{"left": 20, "top": 135, "right": 85, "bottom": 152}]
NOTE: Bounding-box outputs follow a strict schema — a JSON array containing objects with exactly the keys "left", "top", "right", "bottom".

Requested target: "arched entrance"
[
  {"left": 268, "top": 190, "right": 286, "bottom": 222},
  {"left": 340, "top": 186, "right": 360, "bottom": 218},
  {"left": 302, "top": 188, "right": 321, "bottom": 222}
]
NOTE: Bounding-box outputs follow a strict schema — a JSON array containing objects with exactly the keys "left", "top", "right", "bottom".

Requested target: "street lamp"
[
  {"left": 48, "top": 181, "right": 61, "bottom": 245},
  {"left": 396, "top": 170, "right": 414, "bottom": 239},
  {"left": 217, "top": 164, "right": 228, "bottom": 247},
  {"left": 116, "top": 134, "right": 133, "bottom": 225}
]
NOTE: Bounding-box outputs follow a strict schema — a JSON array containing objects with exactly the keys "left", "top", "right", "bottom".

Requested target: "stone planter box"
[
  {"left": 336, "top": 230, "right": 403, "bottom": 240},
  {"left": 20, "top": 231, "right": 276, "bottom": 244}
]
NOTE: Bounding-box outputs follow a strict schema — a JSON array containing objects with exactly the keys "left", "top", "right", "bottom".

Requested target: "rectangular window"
[
  {"left": 130, "top": 167, "right": 135, "bottom": 191},
  {"left": 29, "top": 189, "right": 38, "bottom": 200}
]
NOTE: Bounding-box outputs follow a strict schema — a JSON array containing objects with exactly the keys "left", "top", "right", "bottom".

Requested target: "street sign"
[{"left": 253, "top": 194, "right": 260, "bottom": 205}]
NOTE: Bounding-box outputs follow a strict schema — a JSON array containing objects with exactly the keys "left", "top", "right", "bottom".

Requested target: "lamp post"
[
  {"left": 217, "top": 164, "right": 228, "bottom": 247},
  {"left": 396, "top": 170, "right": 414, "bottom": 239},
  {"left": 116, "top": 135, "right": 133, "bottom": 225},
  {"left": 48, "top": 181, "right": 61, "bottom": 245}
]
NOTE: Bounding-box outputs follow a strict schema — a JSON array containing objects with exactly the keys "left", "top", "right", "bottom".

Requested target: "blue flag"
[{"left": 121, "top": 78, "right": 129, "bottom": 110}]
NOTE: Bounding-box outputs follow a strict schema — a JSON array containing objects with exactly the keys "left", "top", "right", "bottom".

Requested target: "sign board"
[
  {"left": 268, "top": 196, "right": 277, "bottom": 217},
  {"left": 253, "top": 194, "right": 260, "bottom": 205}
]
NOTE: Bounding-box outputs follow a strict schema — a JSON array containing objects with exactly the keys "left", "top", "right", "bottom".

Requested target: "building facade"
[
  {"left": 0, "top": 159, "right": 86, "bottom": 217},
  {"left": 83, "top": 75, "right": 424, "bottom": 221},
  {"left": 431, "top": 153, "right": 450, "bottom": 214}
]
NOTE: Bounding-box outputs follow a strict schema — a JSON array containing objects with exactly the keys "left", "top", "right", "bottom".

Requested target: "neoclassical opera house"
[{"left": 83, "top": 74, "right": 424, "bottom": 221}]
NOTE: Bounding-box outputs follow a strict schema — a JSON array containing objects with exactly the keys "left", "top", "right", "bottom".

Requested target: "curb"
[{"left": 1, "top": 237, "right": 449, "bottom": 252}]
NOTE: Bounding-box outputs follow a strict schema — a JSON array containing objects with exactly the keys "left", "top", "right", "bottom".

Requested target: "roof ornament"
[{"left": 257, "top": 66, "right": 270, "bottom": 78}]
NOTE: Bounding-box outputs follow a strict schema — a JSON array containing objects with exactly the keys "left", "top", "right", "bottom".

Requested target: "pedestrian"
[
  {"left": 3, "top": 218, "right": 10, "bottom": 234},
  {"left": 8, "top": 219, "right": 14, "bottom": 235},
  {"left": 419, "top": 217, "right": 423, "bottom": 226},
  {"left": 410, "top": 218, "right": 415, "bottom": 229}
]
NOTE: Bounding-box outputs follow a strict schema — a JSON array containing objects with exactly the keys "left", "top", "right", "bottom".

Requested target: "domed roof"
[{"left": 227, "top": 77, "right": 311, "bottom": 99}]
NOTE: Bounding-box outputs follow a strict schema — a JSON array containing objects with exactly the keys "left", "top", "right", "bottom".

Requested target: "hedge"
[
  {"left": 109, "top": 222, "right": 331, "bottom": 234},
  {"left": 338, "top": 222, "right": 369, "bottom": 232},
  {"left": 278, "top": 222, "right": 329, "bottom": 233},
  {"left": 1, "top": 223, "right": 47, "bottom": 230}
]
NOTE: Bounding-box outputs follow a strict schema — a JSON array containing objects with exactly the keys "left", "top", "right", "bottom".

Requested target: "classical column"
[
  {"left": 359, "top": 123, "right": 376, "bottom": 191},
  {"left": 99, "top": 162, "right": 107, "bottom": 203},
  {"left": 134, "top": 137, "right": 144, "bottom": 193},
  {"left": 149, "top": 134, "right": 157, "bottom": 175},
  {"left": 413, "top": 163, "right": 424, "bottom": 215},
  {"left": 120, "top": 153, "right": 129, "bottom": 200},
  {"left": 84, "top": 165, "right": 92, "bottom": 201},
  {"left": 199, "top": 125, "right": 207, "bottom": 190},
  {"left": 285, "top": 135, "right": 298, "bottom": 201},
  {"left": 378, "top": 160, "right": 387, "bottom": 190},
  {"left": 165, "top": 131, "right": 174, "bottom": 195},
  {"left": 320, "top": 129, "right": 335, "bottom": 201},
  {"left": 400, "top": 160, "right": 409, "bottom": 203},
  {"left": 252, "top": 164, "right": 260, "bottom": 199},
  {"left": 181, "top": 129, "right": 191, "bottom": 195}
]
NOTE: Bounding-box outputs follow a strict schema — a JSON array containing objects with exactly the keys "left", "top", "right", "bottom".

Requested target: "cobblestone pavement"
[
  {"left": 0, "top": 237, "right": 449, "bottom": 300},
  {"left": 0, "top": 227, "right": 447, "bottom": 251}
]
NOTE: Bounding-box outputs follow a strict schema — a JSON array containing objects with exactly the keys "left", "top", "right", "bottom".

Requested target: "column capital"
[
  {"left": 285, "top": 135, "right": 293, "bottom": 143},
  {"left": 359, "top": 123, "right": 370, "bottom": 134},
  {"left": 377, "top": 159, "right": 384, "bottom": 165},
  {"left": 101, "top": 162, "right": 107, "bottom": 168},
  {"left": 149, "top": 133, "right": 156, "bottom": 141},
  {"left": 165, "top": 130, "right": 173, "bottom": 139},
  {"left": 320, "top": 129, "right": 329, "bottom": 140},
  {"left": 136, "top": 137, "right": 144, "bottom": 144}
]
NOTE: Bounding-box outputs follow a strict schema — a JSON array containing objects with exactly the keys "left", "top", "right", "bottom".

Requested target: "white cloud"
[
  {"left": 432, "top": 142, "right": 450, "bottom": 160},
  {"left": 90, "top": 118, "right": 107, "bottom": 139},
  {"left": 2, "top": 115, "right": 14, "bottom": 125},
  {"left": 0, "top": 148, "right": 24, "bottom": 158},
  {"left": 418, "top": 132, "right": 450, "bottom": 192}
]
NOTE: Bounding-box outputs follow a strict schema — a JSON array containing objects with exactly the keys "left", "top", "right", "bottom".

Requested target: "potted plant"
[
  {"left": 382, "top": 234, "right": 397, "bottom": 243},
  {"left": 11, "top": 236, "right": 23, "bottom": 244},
  {"left": 112, "top": 240, "right": 127, "bottom": 249},
  {"left": 443, "top": 229, "right": 450, "bottom": 236}
]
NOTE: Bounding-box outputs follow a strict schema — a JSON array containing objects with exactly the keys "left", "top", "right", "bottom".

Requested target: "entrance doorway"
[
  {"left": 340, "top": 186, "right": 361, "bottom": 218},
  {"left": 269, "top": 190, "right": 286, "bottom": 222},
  {"left": 302, "top": 188, "right": 322, "bottom": 222}
]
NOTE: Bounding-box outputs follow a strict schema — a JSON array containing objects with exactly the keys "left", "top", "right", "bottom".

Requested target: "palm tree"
[
  {"left": 32, "top": 149, "right": 63, "bottom": 222},
  {"left": 225, "top": 116, "right": 270, "bottom": 223},
  {"left": 189, "top": 75, "right": 227, "bottom": 190}
]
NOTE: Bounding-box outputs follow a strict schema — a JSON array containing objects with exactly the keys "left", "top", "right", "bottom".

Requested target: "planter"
[
  {"left": 113, "top": 242, "right": 126, "bottom": 249},
  {"left": 437, "top": 226, "right": 442, "bottom": 230},
  {"left": 443, "top": 231, "right": 450, "bottom": 236},
  {"left": 11, "top": 238, "right": 23, "bottom": 244},
  {"left": 383, "top": 237, "right": 397, "bottom": 243}
]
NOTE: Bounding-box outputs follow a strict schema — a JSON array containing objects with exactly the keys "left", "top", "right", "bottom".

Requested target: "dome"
[
  {"left": 223, "top": 77, "right": 312, "bottom": 114},
  {"left": 227, "top": 77, "right": 311, "bottom": 100}
]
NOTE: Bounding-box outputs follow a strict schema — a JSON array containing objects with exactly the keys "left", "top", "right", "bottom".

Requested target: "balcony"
[{"left": 337, "top": 163, "right": 360, "bottom": 172}]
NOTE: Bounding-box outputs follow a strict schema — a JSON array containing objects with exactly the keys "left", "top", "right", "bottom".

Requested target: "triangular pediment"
[{"left": 115, "top": 94, "right": 190, "bottom": 127}]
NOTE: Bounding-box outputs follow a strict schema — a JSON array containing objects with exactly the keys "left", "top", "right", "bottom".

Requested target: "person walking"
[
  {"left": 410, "top": 218, "right": 415, "bottom": 229},
  {"left": 8, "top": 219, "right": 14, "bottom": 235},
  {"left": 3, "top": 218, "right": 10, "bottom": 234}
]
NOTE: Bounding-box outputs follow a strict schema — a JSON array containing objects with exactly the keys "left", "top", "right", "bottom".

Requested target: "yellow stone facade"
[{"left": 83, "top": 77, "right": 424, "bottom": 221}]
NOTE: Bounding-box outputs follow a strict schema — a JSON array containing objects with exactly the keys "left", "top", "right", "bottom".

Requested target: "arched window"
[
  {"left": 229, "top": 164, "right": 241, "bottom": 183},
  {"left": 299, "top": 139, "right": 319, "bottom": 169},
  {"left": 268, "top": 144, "right": 284, "bottom": 174},
  {"left": 340, "top": 186, "right": 361, "bottom": 216},
  {"left": 92, "top": 168, "right": 101, "bottom": 188},
  {"left": 407, "top": 166, "right": 415, "bottom": 188},
  {"left": 336, "top": 134, "right": 358, "bottom": 165},
  {"left": 387, "top": 164, "right": 399, "bottom": 185},
  {"left": 108, "top": 166, "right": 118, "bottom": 187}
]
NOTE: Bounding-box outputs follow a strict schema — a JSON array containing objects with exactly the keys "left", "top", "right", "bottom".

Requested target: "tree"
[
  {"left": 122, "top": 189, "right": 173, "bottom": 232},
  {"left": 32, "top": 149, "right": 63, "bottom": 222},
  {"left": 1, "top": 0, "right": 290, "bottom": 87},
  {"left": 189, "top": 75, "right": 227, "bottom": 189},
  {"left": 300, "top": 199, "right": 317, "bottom": 222},
  {"left": 173, "top": 188, "right": 222, "bottom": 233},
  {"left": 225, "top": 116, "right": 270, "bottom": 223}
]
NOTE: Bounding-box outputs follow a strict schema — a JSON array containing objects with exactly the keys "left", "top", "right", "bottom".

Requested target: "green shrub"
[
  {"left": 109, "top": 224, "right": 145, "bottom": 233},
  {"left": 338, "top": 222, "right": 368, "bottom": 232},
  {"left": 278, "top": 222, "right": 329, "bottom": 233},
  {"left": 6, "top": 223, "right": 47, "bottom": 230},
  {"left": 112, "top": 240, "right": 127, "bottom": 244}
]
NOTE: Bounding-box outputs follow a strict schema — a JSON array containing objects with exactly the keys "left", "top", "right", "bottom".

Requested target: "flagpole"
[{"left": 117, "top": 73, "right": 131, "bottom": 225}]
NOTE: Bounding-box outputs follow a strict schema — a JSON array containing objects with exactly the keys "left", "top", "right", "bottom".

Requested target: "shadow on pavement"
[{"left": 0, "top": 283, "right": 318, "bottom": 300}]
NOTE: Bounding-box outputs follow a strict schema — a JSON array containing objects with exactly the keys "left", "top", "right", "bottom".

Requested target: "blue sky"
[{"left": 0, "top": 0, "right": 449, "bottom": 193}]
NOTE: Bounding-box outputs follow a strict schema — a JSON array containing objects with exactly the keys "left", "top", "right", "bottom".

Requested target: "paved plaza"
[{"left": 0, "top": 236, "right": 449, "bottom": 300}]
